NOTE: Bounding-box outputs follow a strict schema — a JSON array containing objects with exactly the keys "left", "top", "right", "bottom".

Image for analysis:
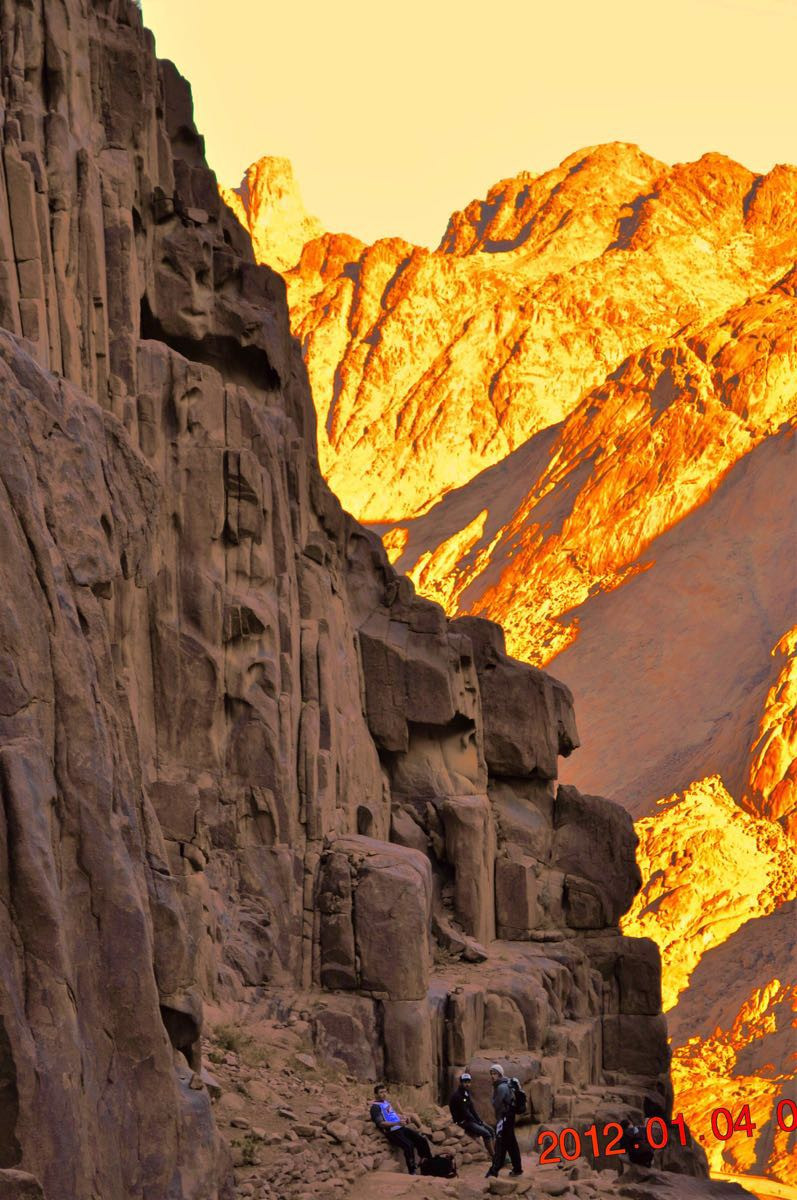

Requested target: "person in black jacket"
[{"left": 448, "top": 1072, "right": 494, "bottom": 1157}]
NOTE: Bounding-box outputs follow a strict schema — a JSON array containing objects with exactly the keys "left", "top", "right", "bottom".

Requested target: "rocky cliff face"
[
  {"left": 220, "top": 157, "right": 323, "bottom": 274},
  {"left": 229, "top": 145, "right": 796, "bottom": 1190},
  {"left": 0, "top": 5, "right": 746, "bottom": 1200}
]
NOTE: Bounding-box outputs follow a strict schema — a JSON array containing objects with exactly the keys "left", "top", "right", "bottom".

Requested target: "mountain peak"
[
  {"left": 220, "top": 154, "right": 323, "bottom": 272},
  {"left": 438, "top": 142, "right": 668, "bottom": 256}
]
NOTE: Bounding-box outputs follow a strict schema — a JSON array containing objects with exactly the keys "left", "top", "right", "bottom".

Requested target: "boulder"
[
  {"left": 538, "top": 867, "right": 567, "bottom": 927},
  {"left": 390, "top": 807, "right": 429, "bottom": 855},
  {"left": 445, "top": 986, "right": 485, "bottom": 1065},
  {"left": 359, "top": 600, "right": 479, "bottom": 753},
  {"left": 495, "top": 856, "right": 540, "bottom": 939},
  {"left": 0, "top": 1174, "right": 45, "bottom": 1200},
  {"left": 552, "top": 785, "right": 641, "bottom": 924},
  {"left": 491, "top": 778, "right": 554, "bottom": 861},
  {"left": 582, "top": 935, "right": 663, "bottom": 1016},
  {"left": 454, "top": 617, "right": 579, "bottom": 778},
  {"left": 317, "top": 850, "right": 357, "bottom": 990},
  {"left": 319, "top": 837, "right": 432, "bottom": 1000},
  {"left": 381, "top": 999, "right": 434, "bottom": 1087},
  {"left": 441, "top": 794, "right": 495, "bottom": 943},
  {"left": 312, "top": 996, "right": 383, "bottom": 1080},
  {"left": 563, "top": 874, "right": 607, "bottom": 928},
  {"left": 483, "top": 994, "right": 527, "bottom": 1049},
  {"left": 603, "top": 1014, "right": 670, "bottom": 1075}
]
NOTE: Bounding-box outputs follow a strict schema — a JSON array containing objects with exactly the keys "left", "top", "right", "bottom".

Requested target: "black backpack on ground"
[
  {"left": 420, "top": 1153, "right": 457, "bottom": 1177},
  {"left": 508, "top": 1077, "right": 528, "bottom": 1115},
  {"left": 628, "top": 1123, "right": 654, "bottom": 1166}
]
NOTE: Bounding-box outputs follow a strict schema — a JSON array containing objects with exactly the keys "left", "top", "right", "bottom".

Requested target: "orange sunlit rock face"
[
  {"left": 743, "top": 627, "right": 797, "bottom": 840},
  {"left": 671, "top": 980, "right": 797, "bottom": 1186},
  {"left": 619, "top": 664, "right": 797, "bottom": 1189},
  {"left": 226, "top": 144, "right": 797, "bottom": 1190},
  {"left": 620, "top": 774, "right": 797, "bottom": 1185},
  {"left": 223, "top": 143, "right": 797, "bottom": 682},
  {"left": 220, "top": 157, "right": 323, "bottom": 272},
  {"left": 462, "top": 275, "right": 797, "bottom": 666},
  {"left": 282, "top": 145, "right": 797, "bottom": 528},
  {"left": 621, "top": 776, "right": 797, "bottom": 1014}
]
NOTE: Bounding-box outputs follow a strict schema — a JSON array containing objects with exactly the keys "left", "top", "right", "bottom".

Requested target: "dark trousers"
[
  {"left": 461, "top": 1117, "right": 494, "bottom": 1151},
  {"left": 492, "top": 1114, "right": 522, "bottom": 1174},
  {"left": 387, "top": 1125, "right": 431, "bottom": 1172}
]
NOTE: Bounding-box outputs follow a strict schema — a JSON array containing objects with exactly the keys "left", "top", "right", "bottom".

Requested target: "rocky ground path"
[{"left": 203, "top": 1014, "right": 756, "bottom": 1200}]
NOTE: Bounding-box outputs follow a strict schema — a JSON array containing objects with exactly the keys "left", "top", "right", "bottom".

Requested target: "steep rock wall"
[{"left": 0, "top": 3, "right": 715, "bottom": 1199}]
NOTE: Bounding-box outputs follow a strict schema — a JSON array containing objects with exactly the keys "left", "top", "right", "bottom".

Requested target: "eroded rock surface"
[
  {"left": 0, "top": 3, "right": 756, "bottom": 1199},
  {"left": 269, "top": 146, "right": 797, "bottom": 530},
  {"left": 220, "top": 157, "right": 323, "bottom": 274}
]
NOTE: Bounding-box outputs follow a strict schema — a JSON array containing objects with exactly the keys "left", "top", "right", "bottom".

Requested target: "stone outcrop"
[
  {"left": 220, "top": 157, "right": 323, "bottom": 273},
  {"left": 318, "top": 837, "right": 432, "bottom": 998},
  {"left": 0, "top": 4, "right": 752, "bottom": 1200}
]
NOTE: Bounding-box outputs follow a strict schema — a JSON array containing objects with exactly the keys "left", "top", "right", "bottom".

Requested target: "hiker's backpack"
[
  {"left": 420, "top": 1153, "right": 457, "bottom": 1178},
  {"left": 509, "top": 1077, "right": 528, "bottom": 1115},
  {"left": 629, "top": 1124, "right": 654, "bottom": 1164}
]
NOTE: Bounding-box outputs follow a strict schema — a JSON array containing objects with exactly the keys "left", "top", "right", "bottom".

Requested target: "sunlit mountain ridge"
[{"left": 223, "top": 143, "right": 797, "bottom": 1186}]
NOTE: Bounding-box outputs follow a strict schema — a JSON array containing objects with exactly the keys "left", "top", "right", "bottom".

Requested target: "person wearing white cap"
[
  {"left": 486, "top": 1064, "right": 523, "bottom": 1179},
  {"left": 448, "top": 1071, "right": 494, "bottom": 1157}
]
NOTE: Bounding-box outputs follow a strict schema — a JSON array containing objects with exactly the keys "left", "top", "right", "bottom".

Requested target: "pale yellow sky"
[{"left": 141, "top": 0, "right": 796, "bottom": 247}]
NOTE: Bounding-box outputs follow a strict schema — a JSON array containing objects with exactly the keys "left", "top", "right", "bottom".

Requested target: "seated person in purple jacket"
[{"left": 370, "top": 1083, "right": 432, "bottom": 1176}]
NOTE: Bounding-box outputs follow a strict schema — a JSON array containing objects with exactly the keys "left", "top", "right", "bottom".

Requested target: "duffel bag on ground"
[{"left": 420, "top": 1152, "right": 457, "bottom": 1177}]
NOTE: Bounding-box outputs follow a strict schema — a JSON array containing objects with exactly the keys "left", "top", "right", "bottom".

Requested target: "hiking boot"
[{"left": 509, "top": 1169, "right": 524, "bottom": 1177}]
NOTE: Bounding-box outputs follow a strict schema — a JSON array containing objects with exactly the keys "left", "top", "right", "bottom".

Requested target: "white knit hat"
[{"left": 490, "top": 1063, "right": 503, "bottom": 1074}]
